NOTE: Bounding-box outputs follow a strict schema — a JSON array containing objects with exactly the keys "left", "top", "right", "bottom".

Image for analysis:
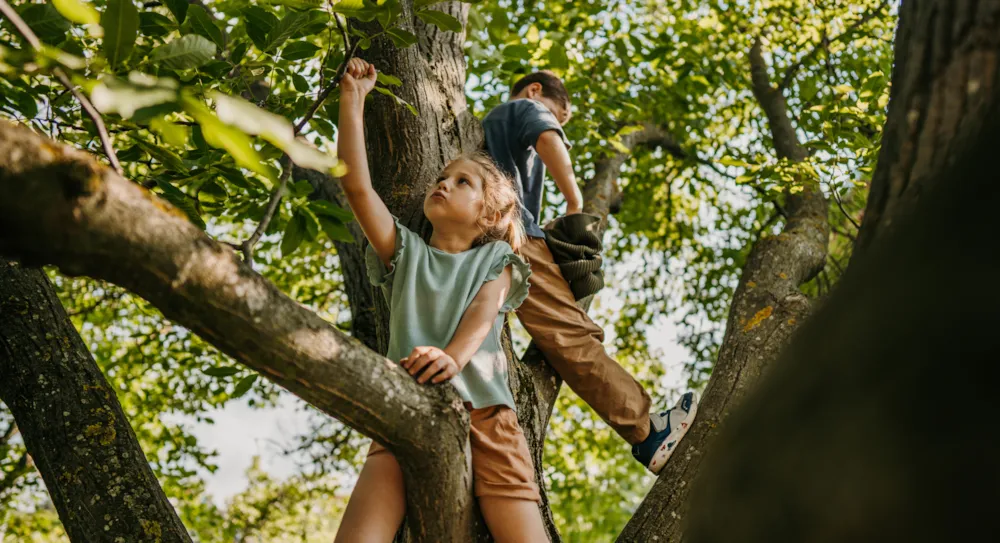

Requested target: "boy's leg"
[
  {"left": 469, "top": 405, "right": 548, "bottom": 542},
  {"left": 335, "top": 443, "right": 406, "bottom": 543},
  {"left": 516, "top": 236, "right": 653, "bottom": 444}
]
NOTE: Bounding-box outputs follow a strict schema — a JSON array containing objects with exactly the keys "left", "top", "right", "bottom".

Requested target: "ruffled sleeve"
[
  {"left": 484, "top": 242, "right": 532, "bottom": 313},
  {"left": 365, "top": 219, "right": 418, "bottom": 295}
]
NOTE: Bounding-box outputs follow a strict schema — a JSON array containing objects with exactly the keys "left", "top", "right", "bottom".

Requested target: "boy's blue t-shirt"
[{"left": 483, "top": 99, "right": 571, "bottom": 239}]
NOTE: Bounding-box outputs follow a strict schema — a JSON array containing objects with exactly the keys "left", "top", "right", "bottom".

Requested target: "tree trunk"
[
  {"left": 684, "top": 81, "right": 1000, "bottom": 543},
  {"left": 619, "top": 39, "right": 829, "bottom": 542},
  {"left": 854, "top": 0, "right": 1000, "bottom": 255},
  {"left": 0, "top": 259, "right": 192, "bottom": 543}
]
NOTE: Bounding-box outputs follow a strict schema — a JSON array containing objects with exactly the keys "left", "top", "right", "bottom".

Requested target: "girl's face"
[{"left": 423, "top": 158, "right": 487, "bottom": 232}]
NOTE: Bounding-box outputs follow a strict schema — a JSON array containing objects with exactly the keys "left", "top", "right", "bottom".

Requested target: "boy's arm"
[
  {"left": 338, "top": 59, "right": 397, "bottom": 267},
  {"left": 402, "top": 268, "right": 512, "bottom": 384},
  {"left": 536, "top": 130, "right": 583, "bottom": 215}
]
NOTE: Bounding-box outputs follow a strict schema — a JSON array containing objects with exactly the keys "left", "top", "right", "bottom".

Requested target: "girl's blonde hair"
[{"left": 450, "top": 152, "right": 526, "bottom": 253}]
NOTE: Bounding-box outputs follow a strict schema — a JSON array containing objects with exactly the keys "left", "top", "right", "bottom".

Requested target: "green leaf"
[
  {"left": 502, "top": 43, "right": 530, "bottom": 59},
  {"left": 101, "top": 0, "right": 139, "bottom": 67},
  {"left": 318, "top": 216, "right": 354, "bottom": 242},
  {"left": 186, "top": 5, "right": 224, "bottom": 50},
  {"left": 260, "top": 0, "right": 324, "bottom": 7},
  {"left": 242, "top": 6, "right": 277, "bottom": 51},
  {"left": 210, "top": 91, "right": 340, "bottom": 173},
  {"left": 281, "top": 211, "right": 307, "bottom": 257},
  {"left": 261, "top": 12, "right": 309, "bottom": 53},
  {"left": 416, "top": 9, "right": 462, "bottom": 33},
  {"left": 330, "top": 0, "right": 368, "bottom": 16},
  {"left": 414, "top": 0, "right": 443, "bottom": 7},
  {"left": 232, "top": 374, "right": 258, "bottom": 398},
  {"left": 377, "top": 0, "right": 402, "bottom": 29},
  {"left": 151, "top": 34, "right": 217, "bottom": 70},
  {"left": 182, "top": 95, "right": 278, "bottom": 182},
  {"left": 154, "top": 179, "right": 205, "bottom": 228},
  {"left": 52, "top": 0, "right": 100, "bottom": 25},
  {"left": 373, "top": 86, "right": 418, "bottom": 116},
  {"left": 548, "top": 42, "right": 569, "bottom": 70},
  {"left": 291, "top": 73, "right": 310, "bottom": 93},
  {"left": 17, "top": 4, "right": 71, "bottom": 44},
  {"left": 719, "top": 156, "right": 749, "bottom": 168},
  {"left": 149, "top": 117, "right": 189, "bottom": 148},
  {"left": 139, "top": 12, "right": 175, "bottom": 37},
  {"left": 309, "top": 200, "right": 354, "bottom": 222},
  {"left": 203, "top": 366, "right": 241, "bottom": 377},
  {"left": 290, "top": 179, "right": 315, "bottom": 198},
  {"left": 134, "top": 140, "right": 187, "bottom": 172},
  {"left": 163, "top": 0, "right": 188, "bottom": 24},
  {"left": 385, "top": 28, "right": 418, "bottom": 48},
  {"left": 90, "top": 73, "right": 180, "bottom": 119},
  {"left": 376, "top": 72, "right": 402, "bottom": 87},
  {"left": 282, "top": 41, "right": 321, "bottom": 61}
]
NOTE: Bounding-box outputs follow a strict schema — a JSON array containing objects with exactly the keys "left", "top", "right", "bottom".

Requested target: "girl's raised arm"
[{"left": 338, "top": 58, "right": 396, "bottom": 267}]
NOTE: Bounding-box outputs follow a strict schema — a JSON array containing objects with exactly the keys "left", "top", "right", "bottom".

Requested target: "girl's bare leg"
[
  {"left": 334, "top": 452, "right": 406, "bottom": 543},
  {"left": 479, "top": 496, "right": 549, "bottom": 542}
]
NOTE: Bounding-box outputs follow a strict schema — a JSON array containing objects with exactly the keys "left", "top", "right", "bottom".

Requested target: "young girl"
[{"left": 333, "top": 58, "right": 548, "bottom": 542}]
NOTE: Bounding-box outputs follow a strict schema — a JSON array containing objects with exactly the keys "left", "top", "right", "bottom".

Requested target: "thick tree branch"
[
  {"left": 0, "top": 120, "right": 473, "bottom": 542},
  {"left": 582, "top": 122, "right": 686, "bottom": 220},
  {"left": 778, "top": 0, "right": 891, "bottom": 91},
  {"left": 620, "top": 38, "right": 829, "bottom": 542},
  {"left": 1, "top": 259, "right": 193, "bottom": 541},
  {"left": 0, "top": 0, "right": 123, "bottom": 176}
]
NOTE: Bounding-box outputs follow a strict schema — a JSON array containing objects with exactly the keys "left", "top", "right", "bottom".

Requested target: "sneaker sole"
[{"left": 648, "top": 396, "right": 699, "bottom": 475}]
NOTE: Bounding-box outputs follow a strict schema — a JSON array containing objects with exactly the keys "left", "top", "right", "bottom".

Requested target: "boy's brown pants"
[{"left": 516, "top": 237, "right": 652, "bottom": 445}]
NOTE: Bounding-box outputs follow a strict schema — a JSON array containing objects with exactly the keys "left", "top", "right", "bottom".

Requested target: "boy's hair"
[
  {"left": 511, "top": 70, "right": 570, "bottom": 110},
  {"left": 450, "top": 152, "right": 526, "bottom": 253}
]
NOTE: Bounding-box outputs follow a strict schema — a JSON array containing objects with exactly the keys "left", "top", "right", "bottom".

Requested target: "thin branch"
[
  {"left": 1, "top": 421, "right": 18, "bottom": 446},
  {"left": 832, "top": 225, "right": 857, "bottom": 242},
  {"left": 294, "top": 40, "right": 360, "bottom": 134},
  {"left": 778, "top": 0, "right": 891, "bottom": 91},
  {"left": 240, "top": 34, "right": 360, "bottom": 264},
  {"left": 0, "top": 0, "right": 123, "bottom": 175},
  {"left": 241, "top": 156, "right": 293, "bottom": 264},
  {"left": 832, "top": 188, "right": 861, "bottom": 230}
]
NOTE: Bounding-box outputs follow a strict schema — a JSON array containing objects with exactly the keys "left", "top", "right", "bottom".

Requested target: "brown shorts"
[{"left": 368, "top": 404, "right": 540, "bottom": 502}]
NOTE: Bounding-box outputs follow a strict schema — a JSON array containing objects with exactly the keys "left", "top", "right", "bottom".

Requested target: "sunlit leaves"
[
  {"left": 52, "top": 0, "right": 99, "bottom": 26},
  {"left": 101, "top": 0, "right": 139, "bottom": 67},
  {"left": 211, "top": 92, "right": 340, "bottom": 173}
]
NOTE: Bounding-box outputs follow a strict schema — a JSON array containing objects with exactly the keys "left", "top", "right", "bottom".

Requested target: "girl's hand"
[
  {"left": 400, "top": 346, "right": 463, "bottom": 384},
  {"left": 340, "top": 58, "right": 377, "bottom": 103}
]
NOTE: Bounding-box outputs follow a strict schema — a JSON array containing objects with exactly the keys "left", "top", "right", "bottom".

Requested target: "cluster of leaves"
[{"left": 1, "top": 0, "right": 895, "bottom": 541}]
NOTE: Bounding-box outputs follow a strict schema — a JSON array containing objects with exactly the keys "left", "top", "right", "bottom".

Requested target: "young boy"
[{"left": 482, "top": 71, "right": 698, "bottom": 473}]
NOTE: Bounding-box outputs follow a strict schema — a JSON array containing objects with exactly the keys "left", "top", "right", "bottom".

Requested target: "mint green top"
[{"left": 366, "top": 221, "right": 531, "bottom": 409}]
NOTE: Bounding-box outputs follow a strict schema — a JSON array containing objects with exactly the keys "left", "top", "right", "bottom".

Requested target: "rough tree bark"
[
  {"left": 0, "top": 259, "right": 192, "bottom": 542},
  {"left": 854, "top": 0, "right": 1000, "bottom": 255},
  {"left": 619, "top": 39, "right": 830, "bottom": 541},
  {"left": 685, "top": 65, "right": 1000, "bottom": 543},
  {"left": 0, "top": 120, "right": 475, "bottom": 542}
]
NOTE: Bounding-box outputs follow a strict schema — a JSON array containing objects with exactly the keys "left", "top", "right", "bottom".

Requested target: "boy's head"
[{"left": 510, "top": 71, "right": 571, "bottom": 125}]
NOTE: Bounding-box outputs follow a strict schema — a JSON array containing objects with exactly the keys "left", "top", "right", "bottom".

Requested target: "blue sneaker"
[{"left": 632, "top": 392, "right": 698, "bottom": 474}]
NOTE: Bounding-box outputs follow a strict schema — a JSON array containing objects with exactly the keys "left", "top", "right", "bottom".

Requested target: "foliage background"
[{"left": 0, "top": 0, "right": 895, "bottom": 540}]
